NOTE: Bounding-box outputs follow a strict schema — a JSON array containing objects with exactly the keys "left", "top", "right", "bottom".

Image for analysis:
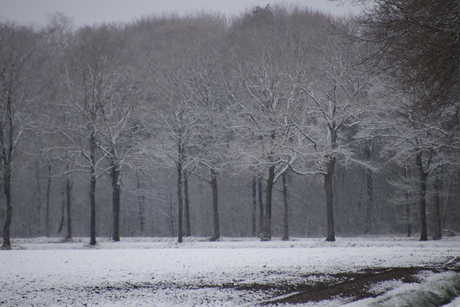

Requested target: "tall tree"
[
  {"left": 184, "top": 28, "right": 229, "bottom": 241},
  {"left": 95, "top": 54, "right": 143, "bottom": 242},
  {"left": 228, "top": 5, "right": 302, "bottom": 240},
  {"left": 0, "top": 22, "right": 44, "bottom": 249},
  {"left": 358, "top": 0, "right": 460, "bottom": 111},
  {"left": 363, "top": 82, "right": 453, "bottom": 241},
  {"left": 60, "top": 24, "right": 128, "bottom": 245},
  {"left": 293, "top": 21, "right": 371, "bottom": 241},
  {"left": 138, "top": 16, "right": 213, "bottom": 243}
]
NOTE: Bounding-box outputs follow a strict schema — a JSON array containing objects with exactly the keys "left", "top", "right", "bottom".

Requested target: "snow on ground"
[
  {"left": 344, "top": 271, "right": 460, "bottom": 307},
  {"left": 1, "top": 236, "right": 460, "bottom": 306}
]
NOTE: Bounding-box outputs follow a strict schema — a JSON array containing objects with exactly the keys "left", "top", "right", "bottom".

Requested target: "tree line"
[{"left": 1, "top": 2, "right": 459, "bottom": 249}]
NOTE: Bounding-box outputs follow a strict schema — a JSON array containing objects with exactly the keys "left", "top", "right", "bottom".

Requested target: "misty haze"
[{"left": 1, "top": 1, "right": 460, "bottom": 306}]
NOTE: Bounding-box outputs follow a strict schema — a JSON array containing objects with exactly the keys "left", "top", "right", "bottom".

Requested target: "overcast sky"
[{"left": 0, "top": 0, "right": 363, "bottom": 27}]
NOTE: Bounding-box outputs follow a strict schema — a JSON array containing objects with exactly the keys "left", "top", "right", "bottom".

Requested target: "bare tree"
[
  {"left": 358, "top": 0, "right": 460, "bottom": 111},
  {"left": 362, "top": 80, "right": 454, "bottom": 241},
  {"left": 0, "top": 22, "right": 45, "bottom": 249},
  {"left": 136, "top": 13, "right": 230, "bottom": 242},
  {"left": 357, "top": 0, "right": 460, "bottom": 239},
  {"left": 185, "top": 32, "right": 230, "bottom": 241},
  {"left": 293, "top": 20, "right": 371, "bottom": 241},
  {"left": 95, "top": 52, "right": 143, "bottom": 242},
  {"left": 59, "top": 24, "right": 130, "bottom": 245},
  {"left": 227, "top": 5, "right": 304, "bottom": 240}
]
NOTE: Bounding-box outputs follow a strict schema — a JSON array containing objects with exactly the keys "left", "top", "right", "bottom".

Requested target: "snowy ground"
[{"left": 1, "top": 236, "right": 460, "bottom": 306}]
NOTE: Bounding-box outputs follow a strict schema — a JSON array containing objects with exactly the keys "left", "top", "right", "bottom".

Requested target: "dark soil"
[
  {"left": 253, "top": 266, "right": 460, "bottom": 305},
  {"left": 261, "top": 267, "right": 420, "bottom": 305}
]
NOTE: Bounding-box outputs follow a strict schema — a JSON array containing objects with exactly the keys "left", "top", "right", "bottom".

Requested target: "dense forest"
[{"left": 1, "top": 2, "right": 459, "bottom": 249}]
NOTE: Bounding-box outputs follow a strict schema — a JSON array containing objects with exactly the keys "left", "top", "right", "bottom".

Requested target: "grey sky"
[{"left": 0, "top": 0, "right": 363, "bottom": 27}]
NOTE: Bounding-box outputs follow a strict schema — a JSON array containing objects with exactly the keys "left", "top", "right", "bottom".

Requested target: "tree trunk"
[
  {"left": 184, "top": 172, "right": 191, "bottom": 237},
  {"left": 416, "top": 153, "right": 428, "bottom": 241},
  {"left": 251, "top": 176, "right": 257, "bottom": 237},
  {"left": 282, "top": 172, "right": 289, "bottom": 241},
  {"left": 169, "top": 188, "right": 175, "bottom": 237},
  {"left": 258, "top": 177, "right": 264, "bottom": 236},
  {"left": 419, "top": 170, "right": 428, "bottom": 241},
  {"left": 177, "top": 161, "right": 183, "bottom": 243},
  {"left": 65, "top": 174, "right": 72, "bottom": 241},
  {"left": 364, "top": 146, "right": 374, "bottom": 234},
  {"left": 262, "top": 165, "right": 275, "bottom": 241},
  {"left": 364, "top": 143, "right": 374, "bottom": 234},
  {"left": 210, "top": 169, "right": 220, "bottom": 241},
  {"left": 1, "top": 95, "right": 15, "bottom": 250},
  {"left": 432, "top": 176, "right": 442, "bottom": 240},
  {"left": 111, "top": 162, "right": 121, "bottom": 242},
  {"left": 404, "top": 165, "right": 411, "bottom": 237},
  {"left": 35, "top": 163, "right": 42, "bottom": 236},
  {"left": 365, "top": 167, "right": 374, "bottom": 234},
  {"left": 89, "top": 133, "right": 97, "bottom": 246},
  {"left": 136, "top": 171, "right": 145, "bottom": 235},
  {"left": 441, "top": 177, "right": 452, "bottom": 229},
  {"left": 1, "top": 164, "right": 12, "bottom": 250},
  {"left": 57, "top": 184, "right": 65, "bottom": 234},
  {"left": 406, "top": 203, "right": 411, "bottom": 237},
  {"left": 325, "top": 156, "right": 336, "bottom": 242},
  {"left": 45, "top": 163, "right": 52, "bottom": 238}
]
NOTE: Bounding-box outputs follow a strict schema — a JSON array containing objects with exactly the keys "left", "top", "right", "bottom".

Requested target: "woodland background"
[{"left": 1, "top": 2, "right": 459, "bottom": 248}]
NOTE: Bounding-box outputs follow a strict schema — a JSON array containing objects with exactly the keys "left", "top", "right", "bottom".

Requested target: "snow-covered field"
[{"left": 1, "top": 236, "right": 460, "bottom": 306}]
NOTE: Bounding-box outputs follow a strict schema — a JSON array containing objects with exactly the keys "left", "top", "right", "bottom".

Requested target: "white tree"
[
  {"left": 363, "top": 84, "right": 454, "bottom": 241},
  {"left": 59, "top": 24, "right": 136, "bottom": 245},
  {"left": 227, "top": 5, "right": 305, "bottom": 240},
  {"left": 137, "top": 14, "right": 227, "bottom": 242},
  {"left": 183, "top": 43, "right": 230, "bottom": 241},
  {"left": 292, "top": 20, "right": 371, "bottom": 241}
]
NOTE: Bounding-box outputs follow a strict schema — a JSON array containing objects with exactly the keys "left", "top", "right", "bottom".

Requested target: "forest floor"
[{"left": 1, "top": 236, "right": 460, "bottom": 306}]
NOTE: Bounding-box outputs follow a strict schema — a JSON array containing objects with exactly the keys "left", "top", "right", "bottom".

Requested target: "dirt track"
[{"left": 253, "top": 266, "right": 460, "bottom": 305}]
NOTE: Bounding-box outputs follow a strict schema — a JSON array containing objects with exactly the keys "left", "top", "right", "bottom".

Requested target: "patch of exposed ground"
[
  {"left": 79, "top": 266, "right": 460, "bottom": 306},
  {"left": 256, "top": 266, "right": 460, "bottom": 305}
]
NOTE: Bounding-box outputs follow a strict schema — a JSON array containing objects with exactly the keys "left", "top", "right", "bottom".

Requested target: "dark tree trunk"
[
  {"left": 35, "top": 164, "right": 42, "bottom": 236},
  {"left": 258, "top": 177, "right": 264, "bottom": 235},
  {"left": 89, "top": 133, "right": 97, "bottom": 246},
  {"left": 57, "top": 184, "right": 65, "bottom": 234},
  {"left": 251, "top": 176, "right": 257, "bottom": 237},
  {"left": 1, "top": 165, "right": 12, "bottom": 250},
  {"left": 169, "top": 189, "right": 175, "bottom": 237},
  {"left": 416, "top": 153, "right": 428, "bottom": 241},
  {"left": 210, "top": 169, "right": 220, "bottom": 241},
  {"left": 406, "top": 203, "right": 412, "bottom": 237},
  {"left": 111, "top": 162, "right": 121, "bottom": 242},
  {"left": 45, "top": 163, "right": 52, "bottom": 238},
  {"left": 432, "top": 176, "right": 442, "bottom": 240},
  {"left": 65, "top": 174, "right": 72, "bottom": 241},
  {"left": 364, "top": 145, "right": 374, "bottom": 234},
  {"left": 441, "top": 177, "right": 452, "bottom": 229},
  {"left": 1, "top": 95, "right": 15, "bottom": 250},
  {"left": 136, "top": 171, "right": 145, "bottom": 234},
  {"left": 262, "top": 165, "right": 275, "bottom": 241},
  {"left": 184, "top": 172, "right": 191, "bottom": 237},
  {"left": 365, "top": 167, "right": 374, "bottom": 234},
  {"left": 177, "top": 161, "right": 183, "bottom": 243},
  {"left": 325, "top": 156, "right": 336, "bottom": 242},
  {"left": 419, "top": 170, "right": 428, "bottom": 241},
  {"left": 282, "top": 172, "right": 289, "bottom": 241},
  {"left": 404, "top": 166, "right": 411, "bottom": 237}
]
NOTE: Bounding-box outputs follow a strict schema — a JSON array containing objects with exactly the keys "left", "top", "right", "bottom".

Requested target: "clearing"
[{"left": 1, "top": 236, "right": 460, "bottom": 306}]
